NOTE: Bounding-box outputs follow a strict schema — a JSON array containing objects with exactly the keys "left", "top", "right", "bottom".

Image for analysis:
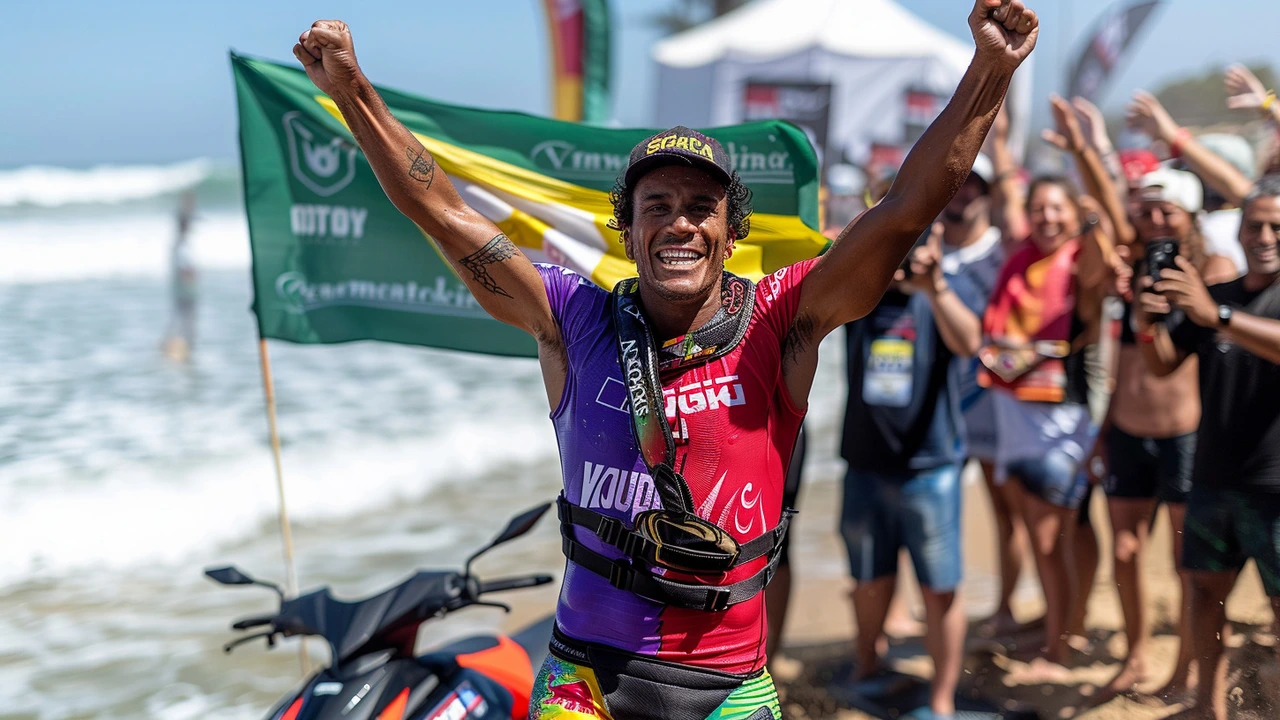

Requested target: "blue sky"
[{"left": 6, "top": 0, "right": 1279, "bottom": 168}]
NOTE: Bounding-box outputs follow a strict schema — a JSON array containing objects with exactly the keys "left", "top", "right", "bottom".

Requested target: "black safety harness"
[{"left": 558, "top": 273, "right": 794, "bottom": 612}]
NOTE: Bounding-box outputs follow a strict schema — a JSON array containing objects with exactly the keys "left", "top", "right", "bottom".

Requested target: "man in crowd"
[
  {"left": 938, "top": 134, "right": 1022, "bottom": 638},
  {"left": 291, "top": 2, "right": 1039, "bottom": 717},
  {"left": 1135, "top": 174, "right": 1280, "bottom": 720},
  {"left": 839, "top": 225, "right": 986, "bottom": 718}
]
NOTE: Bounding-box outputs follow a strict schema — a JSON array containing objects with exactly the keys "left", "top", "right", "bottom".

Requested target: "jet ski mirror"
[
  {"left": 464, "top": 502, "right": 551, "bottom": 580},
  {"left": 204, "top": 565, "right": 285, "bottom": 600},
  {"left": 492, "top": 503, "right": 552, "bottom": 547}
]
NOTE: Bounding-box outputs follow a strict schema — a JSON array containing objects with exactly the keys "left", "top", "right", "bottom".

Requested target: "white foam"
[
  {"left": 0, "top": 160, "right": 213, "bottom": 208},
  {"left": 0, "top": 416, "right": 558, "bottom": 586},
  {"left": 0, "top": 210, "right": 250, "bottom": 283}
]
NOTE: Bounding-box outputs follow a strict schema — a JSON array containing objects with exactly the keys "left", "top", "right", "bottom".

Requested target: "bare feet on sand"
[
  {"left": 997, "top": 656, "right": 1075, "bottom": 685},
  {"left": 974, "top": 611, "right": 1044, "bottom": 639},
  {"left": 1151, "top": 660, "right": 1199, "bottom": 706},
  {"left": 1087, "top": 656, "right": 1148, "bottom": 707},
  {"left": 1161, "top": 708, "right": 1210, "bottom": 720}
]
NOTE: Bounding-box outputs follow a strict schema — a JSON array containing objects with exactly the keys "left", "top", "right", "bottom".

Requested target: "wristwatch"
[{"left": 1218, "top": 304, "right": 1234, "bottom": 327}]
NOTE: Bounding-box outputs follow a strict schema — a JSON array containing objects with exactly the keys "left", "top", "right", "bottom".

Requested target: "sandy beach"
[
  {"left": 493, "top": 461, "right": 1279, "bottom": 719},
  {"left": 771, "top": 465, "right": 1278, "bottom": 719}
]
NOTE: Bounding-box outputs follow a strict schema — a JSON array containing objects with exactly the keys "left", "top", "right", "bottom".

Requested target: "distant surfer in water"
[
  {"left": 292, "top": 2, "right": 1038, "bottom": 716},
  {"left": 163, "top": 190, "right": 198, "bottom": 362}
]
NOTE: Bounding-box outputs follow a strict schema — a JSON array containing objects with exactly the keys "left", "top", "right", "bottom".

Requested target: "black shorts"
[
  {"left": 1183, "top": 486, "right": 1280, "bottom": 596},
  {"left": 1102, "top": 425, "right": 1195, "bottom": 504},
  {"left": 778, "top": 425, "right": 806, "bottom": 567}
]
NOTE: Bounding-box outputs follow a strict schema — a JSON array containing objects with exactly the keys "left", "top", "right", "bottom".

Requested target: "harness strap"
[
  {"left": 560, "top": 530, "right": 788, "bottom": 613},
  {"left": 557, "top": 496, "right": 792, "bottom": 570}
]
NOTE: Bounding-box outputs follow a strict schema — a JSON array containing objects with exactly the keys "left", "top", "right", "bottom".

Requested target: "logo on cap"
[{"left": 646, "top": 133, "right": 717, "bottom": 160}]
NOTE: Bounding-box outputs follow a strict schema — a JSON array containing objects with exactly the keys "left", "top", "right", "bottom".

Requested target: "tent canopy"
[
  {"left": 653, "top": 0, "right": 972, "bottom": 70},
  {"left": 651, "top": 0, "right": 1034, "bottom": 173}
]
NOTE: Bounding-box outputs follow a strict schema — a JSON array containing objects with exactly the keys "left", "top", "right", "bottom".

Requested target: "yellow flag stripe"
[{"left": 316, "top": 96, "right": 826, "bottom": 286}]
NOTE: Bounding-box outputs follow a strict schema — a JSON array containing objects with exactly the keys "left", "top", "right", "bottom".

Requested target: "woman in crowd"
[
  {"left": 1043, "top": 88, "right": 1243, "bottom": 701},
  {"left": 979, "top": 97, "right": 1124, "bottom": 672}
]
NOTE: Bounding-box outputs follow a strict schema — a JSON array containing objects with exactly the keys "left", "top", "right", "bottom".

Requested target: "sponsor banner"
[
  {"left": 868, "top": 143, "right": 906, "bottom": 173},
  {"left": 743, "top": 82, "right": 832, "bottom": 163},
  {"left": 1067, "top": 1, "right": 1163, "bottom": 102},
  {"left": 232, "top": 53, "right": 825, "bottom": 354},
  {"left": 902, "top": 88, "right": 947, "bottom": 146}
]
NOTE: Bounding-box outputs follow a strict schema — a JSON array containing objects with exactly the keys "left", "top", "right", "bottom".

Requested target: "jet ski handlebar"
[{"left": 476, "top": 574, "right": 554, "bottom": 595}]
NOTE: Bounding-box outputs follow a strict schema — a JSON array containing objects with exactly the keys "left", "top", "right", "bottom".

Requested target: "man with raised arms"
[{"left": 292, "top": 2, "right": 1038, "bottom": 718}]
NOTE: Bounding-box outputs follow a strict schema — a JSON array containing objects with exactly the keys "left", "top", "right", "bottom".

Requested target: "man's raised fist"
[
  {"left": 970, "top": 0, "right": 1039, "bottom": 71},
  {"left": 293, "top": 20, "right": 361, "bottom": 98}
]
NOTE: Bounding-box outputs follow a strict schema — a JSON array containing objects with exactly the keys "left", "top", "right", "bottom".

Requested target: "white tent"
[{"left": 653, "top": 0, "right": 1032, "bottom": 171}]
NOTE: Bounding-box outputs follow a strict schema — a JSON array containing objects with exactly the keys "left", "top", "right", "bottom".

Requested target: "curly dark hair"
[{"left": 607, "top": 169, "right": 754, "bottom": 241}]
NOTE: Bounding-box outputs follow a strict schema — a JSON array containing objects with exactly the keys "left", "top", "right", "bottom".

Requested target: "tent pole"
[{"left": 256, "top": 337, "right": 312, "bottom": 676}]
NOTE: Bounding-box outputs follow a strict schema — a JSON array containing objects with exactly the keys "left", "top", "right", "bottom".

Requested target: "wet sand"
[{"left": 494, "top": 463, "right": 1279, "bottom": 719}]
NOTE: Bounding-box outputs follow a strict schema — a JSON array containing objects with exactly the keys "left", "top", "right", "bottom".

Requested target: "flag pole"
[{"left": 256, "top": 336, "right": 311, "bottom": 676}]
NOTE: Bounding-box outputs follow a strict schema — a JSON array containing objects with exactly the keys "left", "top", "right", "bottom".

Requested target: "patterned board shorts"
[{"left": 529, "top": 653, "right": 781, "bottom": 720}]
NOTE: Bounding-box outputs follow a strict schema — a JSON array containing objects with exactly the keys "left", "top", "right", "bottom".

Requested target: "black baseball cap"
[{"left": 624, "top": 126, "right": 733, "bottom": 188}]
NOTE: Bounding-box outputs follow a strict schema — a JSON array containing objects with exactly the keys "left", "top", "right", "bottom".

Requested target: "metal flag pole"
[{"left": 256, "top": 336, "right": 312, "bottom": 676}]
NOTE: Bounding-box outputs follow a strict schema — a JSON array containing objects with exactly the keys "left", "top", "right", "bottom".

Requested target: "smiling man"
[
  {"left": 1134, "top": 175, "right": 1280, "bottom": 719},
  {"left": 293, "top": 2, "right": 1038, "bottom": 717}
]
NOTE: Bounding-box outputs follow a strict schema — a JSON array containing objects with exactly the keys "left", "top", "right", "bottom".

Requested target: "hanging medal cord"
[{"left": 613, "top": 273, "right": 753, "bottom": 513}]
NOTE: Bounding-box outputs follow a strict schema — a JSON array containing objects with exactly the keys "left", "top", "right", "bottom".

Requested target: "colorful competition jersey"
[{"left": 537, "top": 261, "right": 815, "bottom": 675}]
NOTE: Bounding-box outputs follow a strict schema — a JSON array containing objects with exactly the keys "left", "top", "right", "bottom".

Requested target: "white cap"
[
  {"left": 1136, "top": 168, "right": 1203, "bottom": 214},
  {"left": 1197, "top": 133, "right": 1256, "bottom": 180},
  {"left": 970, "top": 153, "right": 995, "bottom": 187}
]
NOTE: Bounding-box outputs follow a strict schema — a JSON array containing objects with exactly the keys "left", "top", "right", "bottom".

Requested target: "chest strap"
[{"left": 558, "top": 495, "right": 794, "bottom": 612}]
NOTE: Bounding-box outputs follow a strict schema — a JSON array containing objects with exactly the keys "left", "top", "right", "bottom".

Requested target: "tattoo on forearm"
[
  {"left": 460, "top": 234, "right": 517, "bottom": 298},
  {"left": 407, "top": 144, "right": 436, "bottom": 188},
  {"left": 782, "top": 313, "right": 816, "bottom": 366}
]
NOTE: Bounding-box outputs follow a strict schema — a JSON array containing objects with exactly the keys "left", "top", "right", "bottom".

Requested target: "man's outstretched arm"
[
  {"left": 293, "top": 21, "right": 557, "bottom": 343},
  {"left": 797, "top": 0, "right": 1038, "bottom": 338}
]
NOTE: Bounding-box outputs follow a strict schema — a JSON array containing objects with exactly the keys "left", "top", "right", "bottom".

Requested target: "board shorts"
[
  {"left": 1184, "top": 486, "right": 1280, "bottom": 596},
  {"left": 1102, "top": 426, "right": 1195, "bottom": 504},
  {"left": 530, "top": 628, "right": 781, "bottom": 720},
  {"left": 993, "top": 393, "right": 1094, "bottom": 510},
  {"left": 839, "top": 463, "right": 964, "bottom": 592}
]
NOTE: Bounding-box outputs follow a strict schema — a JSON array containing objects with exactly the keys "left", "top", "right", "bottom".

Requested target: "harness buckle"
[
  {"left": 619, "top": 529, "right": 649, "bottom": 558},
  {"left": 596, "top": 515, "right": 625, "bottom": 546},
  {"left": 703, "top": 587, "right": 731, "bottom": 612},
  {"left": 608, "top": 560, "right": 635, "bottom": 591}
]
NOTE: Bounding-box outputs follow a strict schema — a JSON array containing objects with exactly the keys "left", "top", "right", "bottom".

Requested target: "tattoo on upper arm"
[
  {"left": 460, "top": 234, "right": 517, "bottom": 299},
  {"left": 407, "top": 145, "right": 436, "bottom": 188},
  {"left": 782, "top": 312, "right": 816, "bottom": 367}
]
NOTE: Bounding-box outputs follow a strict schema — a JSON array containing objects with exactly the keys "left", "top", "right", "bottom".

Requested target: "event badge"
[{"left": 864, "top": 337, "right": 914, "bottom": 407}]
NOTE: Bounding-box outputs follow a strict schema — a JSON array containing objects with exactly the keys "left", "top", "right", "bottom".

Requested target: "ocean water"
[{"left": 0, "top": 161, "right": 852, "bottom": 719}]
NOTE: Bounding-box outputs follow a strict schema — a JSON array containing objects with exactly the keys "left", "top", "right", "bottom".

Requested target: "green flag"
[
  {"left": 580, "top": 0, "right": 612, "bottom": 124},
  {"left": 233, "top": 53, "right": 826, "bottom": 357}
]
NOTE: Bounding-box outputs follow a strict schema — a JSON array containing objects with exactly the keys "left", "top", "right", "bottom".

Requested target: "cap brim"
[{"left": 624, "top": 153, "right": 731, "bottom": 189}]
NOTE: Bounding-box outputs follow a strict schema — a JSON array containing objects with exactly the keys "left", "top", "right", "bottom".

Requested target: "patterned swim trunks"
[{"left": 529, "top": 653, "right": 781, "bottom": 720}]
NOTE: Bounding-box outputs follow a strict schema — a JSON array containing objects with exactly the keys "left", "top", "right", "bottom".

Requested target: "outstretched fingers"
[
  {"left": 1127, "top": 91, "right": 1155, "bottom": 120},
  {"left": 1041, "top": 129, "right": 1070, "bottom": 152}
]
